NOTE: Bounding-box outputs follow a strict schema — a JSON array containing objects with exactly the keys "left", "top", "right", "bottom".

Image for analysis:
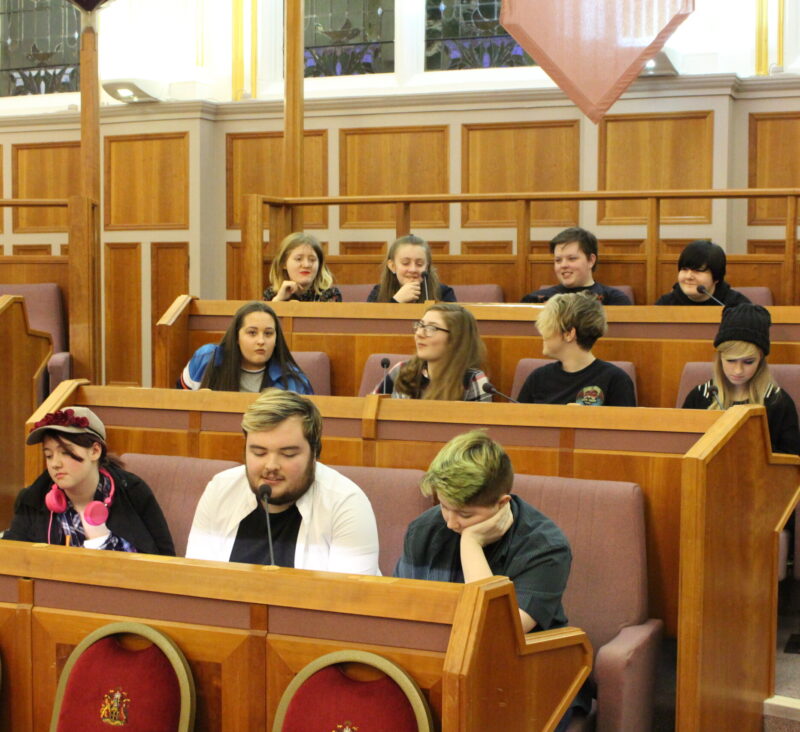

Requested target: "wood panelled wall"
[
  {"left": 748, "top": 111, "right": 800, "bottom": 224},
  {"left": 227, "top": 130, "right": 328, "bottom": 228},
  {"left": 4, "top": 104, "right": 800, "bottom": 386},
  {"left": 598, "top": 111, "right": 714, "bottom": 224},
  {"left": 339, "top": 126, "right": 449, "bottom": 228}
]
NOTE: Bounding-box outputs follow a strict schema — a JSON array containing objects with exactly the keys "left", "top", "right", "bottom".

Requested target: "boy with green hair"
[{"left": 394, "top": 429, "right": 571, "bottom": 633}]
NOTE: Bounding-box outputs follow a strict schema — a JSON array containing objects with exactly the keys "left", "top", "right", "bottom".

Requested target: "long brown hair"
[
  {"left": 200, "top": 301, "right": 303, "bottom": 392},
  {"left": 375, "top": 235, "right": 443, "bottom": 303},
  {"left": 268, "top": 232, "right": 334, "bottom": 296},
  {"left": 395, "top": 303, "right": 486, "bottom": 401}
]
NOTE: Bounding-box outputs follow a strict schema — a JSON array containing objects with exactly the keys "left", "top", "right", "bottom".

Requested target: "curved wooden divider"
[{"left": 0, "top": 296, "right": 51, "bottom": 526}]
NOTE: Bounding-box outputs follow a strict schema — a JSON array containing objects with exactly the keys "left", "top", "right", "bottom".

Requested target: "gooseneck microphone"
[
  {"left": 257, "top": 484, "right": 276, "bottom": 566},
  {"left": 708, "top": 384, "right": 724, "bottom": 410},
  {"left": 380, "top": 357, "right": 390, "bottom": 394},
  {"left": 482, "top": 382, "right": 520, "bottom": 404},
  {"left": 696, "top": 285, "right": 726, "bottom": 307},
  {"left": 422, "top": 271, "right": 429, "bottom": 301}
]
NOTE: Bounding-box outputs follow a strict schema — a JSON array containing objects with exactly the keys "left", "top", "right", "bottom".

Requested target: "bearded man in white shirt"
[{"left": 186, "top": 388, "right": 379, "bottom": 574}]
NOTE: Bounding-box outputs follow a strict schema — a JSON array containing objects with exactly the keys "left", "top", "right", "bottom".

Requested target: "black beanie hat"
[{"left": 713, "top": 303, "right": 771, "bottom": 355}]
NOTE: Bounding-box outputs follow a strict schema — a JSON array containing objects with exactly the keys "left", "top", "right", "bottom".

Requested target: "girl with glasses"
[
  {"left": 367, "top": 234, "right": 456, "bottom": 303},
  {"left": 372, "top": 303, "right": 490, "bottom": 401}
]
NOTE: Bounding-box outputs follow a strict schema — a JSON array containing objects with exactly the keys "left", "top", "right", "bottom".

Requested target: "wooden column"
[
  {"left": 786, "top": 195, "right": 798, "bottom": 304},
  {"left": 79, "top": 13, "right": 100, "bottom": 203},
  {"left": 241, "top": 195, "right": 266, "bottom": 300},
  {"left": 283, "top": 0, "right": 304, "bottom": 233},
  {"left": 516, "top": 199, "right": 530, "bottom": 300},
  {"left": 645, "top": 197, "right": 660, "bottom": 304},
  {"left": 68, "top": 196, "right": 101, "bottom": 382}
]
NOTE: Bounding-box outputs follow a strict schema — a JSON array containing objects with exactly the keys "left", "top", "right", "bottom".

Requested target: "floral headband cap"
[{"left": 26, "top": 407, "right": 106, "bottom": 446}]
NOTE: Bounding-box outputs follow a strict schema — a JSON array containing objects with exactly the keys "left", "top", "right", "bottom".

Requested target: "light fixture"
[
  {"left": 102, "top": 79, "right": 165, "bottom": 103},
  {"left": 639, "top": 51, "right": 678, "bottom": 77}
]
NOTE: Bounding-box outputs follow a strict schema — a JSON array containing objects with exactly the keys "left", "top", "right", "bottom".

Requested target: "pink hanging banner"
[{"left": 501, "top": 0, "right": 695, "bottom": 123}]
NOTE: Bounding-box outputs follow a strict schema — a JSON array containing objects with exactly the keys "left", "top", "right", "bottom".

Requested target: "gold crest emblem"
[
  {"left": 333, "top": 723, "right": 359, "bottom": 732},
  {"left": 99, "top": 687, "right": 130, "bottom": 726}
]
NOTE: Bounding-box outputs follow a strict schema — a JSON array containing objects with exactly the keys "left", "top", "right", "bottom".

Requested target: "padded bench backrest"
[
  {"left": 0, "top": 282, "right": 66, "bottom": 351},
  {"left": 121, "top": 453, "right": 240, "bottom": 556},
  {"left": 331, "top": 464, "right": 430, "bottom": 576},
  {"left": 513, "top": 474, "right": 647, "bottom": 650}
]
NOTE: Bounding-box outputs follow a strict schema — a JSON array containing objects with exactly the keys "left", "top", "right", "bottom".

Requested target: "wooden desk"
[
  {"left": 155, "top": 298, "right": 800, "bottom": 407},
  {"left": 0, "top": 544, "right": 589, "bottom": 731},
  {"left": 23, "top": 383, "right": 797, "bottom": 731}
]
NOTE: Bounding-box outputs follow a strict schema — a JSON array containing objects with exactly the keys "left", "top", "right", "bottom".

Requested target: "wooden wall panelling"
[
  {"left": 462, "top": 240, "right": 513, "bottom": 254},
  {"left": 598, "top": 112, "right": 714, "bottom": 224},
  {"left": 12, "top": 245, "right": 52, "bottom": 256},
  {"left": 461, "top": 121, "right": 580, "bottom": 227},
  {"left": 151, "top": 242, "right": 189, "bottom": 374},
  {"left": 748, "top": 112, "right": 800, "bottom": 224},
  {"left": 12, "top": 142, "right": 80, "bottom": 232},
  {"left": 104, "top": 133, "right": 189, "bottom": 230},
  {"left": 339, "top": 241, "right": 389, "bottom": 255},
  {"left": 0, "top": 594, "right": 32, "bottom": 731},
  {"left": 747, "top": 239, "right": 790, "bottom": 254},
  {"left": 228, "top": 241, "right": 269, "bottom": 299},
  {"left": 31, "top": 607, "right": 266, "bottom": 731},
  {"left": 226, "top": 131, "right": 328, "bottom": 229},
  {"left": 326, "top": 255, "right": 384, "bottom": 286},
  {"left": 433, "top": 255, "right": 520, "bottom": 301},
  {"left": 104, "top": 242, "right": 142, "bottom": 385},
  {"left": 339, "top": 126, "right": 449, "bottom": 228}
]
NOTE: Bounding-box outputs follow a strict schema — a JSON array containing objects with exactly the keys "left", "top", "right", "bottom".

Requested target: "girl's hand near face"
[
  {"left": 393, "top": 280, "right": 421, "bottom": 303},
  {"left": 273, "top": 280, "right": 301, "bottom": 301}
]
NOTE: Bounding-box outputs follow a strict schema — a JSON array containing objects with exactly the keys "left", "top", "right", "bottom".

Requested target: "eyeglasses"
[{"left": 412, "top": 320, "right": 450, "bottom": 336}]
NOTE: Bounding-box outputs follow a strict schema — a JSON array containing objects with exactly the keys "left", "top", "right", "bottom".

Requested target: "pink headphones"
[{"left": 45, "top": 467, "right": 116, "bottom": 526}]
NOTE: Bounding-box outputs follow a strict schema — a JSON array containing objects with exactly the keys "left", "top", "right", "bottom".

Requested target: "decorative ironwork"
[
  {"left": 304, "top": 0, "right": 394, "bottom": 77},
  {"left": 425, "top": 0, "right": 535, "bottom": 71},
  {"left": 0, "top": 0, "right": 80, "bottom": 96}
]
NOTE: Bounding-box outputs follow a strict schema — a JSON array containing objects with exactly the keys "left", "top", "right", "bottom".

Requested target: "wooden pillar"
[
  {"left": 283, "top": 0, "right": 304, "bottom": 233},
  {"left": 395, "top": 202, "right": 411, "bottom": 238},
  {"left": 68, "top": 196, "right": 101, "bottom": 382},
  {"left": 786, "top": 195, "right": 798, "bottom": 304},
  {"left": 79, "top": 13, "right": 100, "bottom": 203},
  {"left": 241, "top": 195, "right": 266, "bottom": 300},
  {"left": 516, "top": 199, "right": 530, "bottom": 301},
  {"left": 645, "top": 197, "right": 660, "bottom": 304}
]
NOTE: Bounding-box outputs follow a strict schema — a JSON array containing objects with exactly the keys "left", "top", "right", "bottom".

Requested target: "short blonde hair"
[
  {"left": 241, "top": 388, "right": 322, "bottom": 457},
  {"left": 536, "top": 291, "right": 607, "bottom": 350},
  {"left": 268, "top": 232, "right": 334, "bottom": 294},
  {"left": 421, "top": 430, "right": 513, "bottom": 507}
]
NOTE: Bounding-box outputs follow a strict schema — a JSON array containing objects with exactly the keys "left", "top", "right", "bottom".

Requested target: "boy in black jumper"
[{"left": 518, "top": 291, "right": 636, "bottom": 406}]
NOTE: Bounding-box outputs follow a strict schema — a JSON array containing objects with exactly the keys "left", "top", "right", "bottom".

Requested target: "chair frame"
[
  {"left": 49, "top": 621, "right": 196, "bottom": 732},
  {"left": 272, "top": 649, "right": 433, "bottom": 732}
]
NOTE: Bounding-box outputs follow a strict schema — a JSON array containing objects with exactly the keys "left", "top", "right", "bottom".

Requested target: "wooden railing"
[
  {"left": 0, "top": 196, "right": 100, "bottom": 383},
  {"left": 241, "top": 188, "right": 800, "bottom": 304}
]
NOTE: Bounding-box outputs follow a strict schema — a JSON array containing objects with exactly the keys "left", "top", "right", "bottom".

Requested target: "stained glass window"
[
  {"left": 0, "top": 0, "right": 80, "bottom": 96},
  {"left": 304, "top": 0, "right": 394, "bottom": 77},
  {"left": 425, "top": 0, "right": 535, "bottom": 71}
]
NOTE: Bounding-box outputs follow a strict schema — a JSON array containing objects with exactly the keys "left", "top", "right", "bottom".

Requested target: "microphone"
[
  {"left": 380, "top": 357, "right": 390, "bottom": 394},
  {"left": 422, "top": 272, "right": 429, "bottom": 301},
  {"left": 696, "top": 285, "right": 726, "bottom": 307},
  {"left": 257, "top": 484, "right": 276, "bottom": 566},
  {"left": 482, "top": 382, "right": 519, "bottom": 404},
  {"left": 708, "top": 384, "right": 724, "bottom": 410}
]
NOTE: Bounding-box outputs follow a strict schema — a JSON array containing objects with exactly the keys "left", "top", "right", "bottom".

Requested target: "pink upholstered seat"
[
  {"left": 513, "top": 475, "right": 662, "bottom": 732},
  {"left": 451, "top": 284, "right": 504, "bottom": 302},
  {"left": 737, "top": 286, "right": 773, "bottom": 305},
  {"left": 0, "top": 282, "right": 69, "bottom": 392},
  {"left": 293, "top": 351, "right": 332, "bottom": 395},
  {"left": 511, "top": 358, "right": 638, "bottom": 403},
  {"left": 338, "top": 283, "right": 377, "bottom": 302},
  {"left": 358, "top": 353, "right": 413, "bottom": 396},
  {"left": 121, "top": 454, "right": 239, "bottom": 556},
  {"left": 331, "top": 465, "right": 430, "bottom": 576},
  {"left": 675, "top": 362, "right": 800, "bottom": 409}
]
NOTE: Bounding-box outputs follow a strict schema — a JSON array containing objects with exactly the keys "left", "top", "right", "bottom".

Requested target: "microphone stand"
[{"left": 257, "top": 484, "right": 275, "bottom": 566}]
